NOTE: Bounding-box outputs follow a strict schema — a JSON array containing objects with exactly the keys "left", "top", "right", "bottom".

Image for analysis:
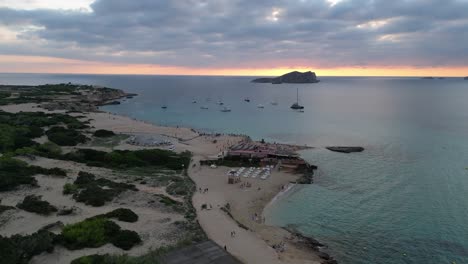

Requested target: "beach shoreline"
[{"left": 0, "top": 100, "right": 335, "bottom": 264}]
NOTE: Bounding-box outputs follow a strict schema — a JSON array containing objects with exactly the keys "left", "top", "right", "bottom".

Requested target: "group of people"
[
  {"left": 230, "top": 230, "right": 237, "bottom": 237},
  {"left": 239, "top": 182, "right": 252, "bottom": 189},
  {"left": 199, "top": 187, "right": 209, "bottom": 193},
  {"left": 251, "top": 212, "right": 266, "bottom": 224}
]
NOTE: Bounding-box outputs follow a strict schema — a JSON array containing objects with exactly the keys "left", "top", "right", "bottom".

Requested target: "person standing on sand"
[{"left": 224, "top": 245, "right": 227, "bottom": 251}]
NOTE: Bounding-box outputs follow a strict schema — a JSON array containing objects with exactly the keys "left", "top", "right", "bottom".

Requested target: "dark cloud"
[{"left": 0, "top": 0, "right": 467, "bottom": 68}]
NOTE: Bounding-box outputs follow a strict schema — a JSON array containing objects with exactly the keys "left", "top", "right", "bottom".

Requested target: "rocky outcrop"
[
  {"left": 464, "top": 77, "right": 468, "bottom": 80},
  {"left": 326, "top": 146, "right": 364, "bottom": 153},
  {"left": 252, "top": 71, "right": 319, "bottom": 84}
]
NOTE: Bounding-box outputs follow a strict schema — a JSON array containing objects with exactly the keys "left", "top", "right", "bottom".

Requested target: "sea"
[{"left": 1, "top": 73, "right": 468, "bottom": 264}]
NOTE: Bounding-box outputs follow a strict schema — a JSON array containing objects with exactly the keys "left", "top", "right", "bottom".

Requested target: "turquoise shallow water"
[{"left": 2, "top": 73, "right": 468, "bottom": 263}]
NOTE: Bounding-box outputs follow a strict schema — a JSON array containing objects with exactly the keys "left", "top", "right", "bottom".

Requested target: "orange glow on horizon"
[{"left": 0, "top": 55, "right": 467, "bottom": 77}]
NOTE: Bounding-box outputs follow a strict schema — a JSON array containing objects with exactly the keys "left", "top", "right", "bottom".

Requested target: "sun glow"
[
  {"left": 266, "top": 8, "right": 282, "bottom": 22},
  {"left": 0, "top": 55, "right": 467, "bottom": 77}
]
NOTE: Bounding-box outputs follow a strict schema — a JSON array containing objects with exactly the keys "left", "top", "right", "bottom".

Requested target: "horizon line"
[{"left": 0, "top": 71, "right": 466, "bottom": 78}]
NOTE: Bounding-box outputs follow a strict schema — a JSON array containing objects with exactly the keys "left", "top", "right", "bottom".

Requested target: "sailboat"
[
  {"left": 220, "top": 106, "right": 231, "bottom": 112},
  {"left": 290, "top": 88, "right": 304, "bottom": 110},
  {"left": 257, "top": 104, "right": 265, "bottom": 108}
]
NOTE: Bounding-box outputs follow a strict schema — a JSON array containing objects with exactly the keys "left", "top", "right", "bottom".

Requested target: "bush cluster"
[
  {"left": 46, "top": 126, "right": 87, "bottom": 146},
  {"left": 0, "top": 157, "right": 38, "bottom": 191},
  {"left": 102, "top": 208, "right": 139, "bottom": 223},
  {"left": 16, "top": 195, "right": 57, "bottom": 215},
  {"left": 0, "top": 204, "right": 14, "bottom": 214},
  {"left": 93, "top": 129, "right": 115, "bottom": 138},
  {"left": 0, "top": 230, "right": 56, "bottom": 264},
  {"left": 62, "top": 149, "right": 191, "bottom": 170},
  {"left": 0, "top": 156, "right": 69, "bottom": 191},
  {"left": 0, "top": 111, "right": 86, "bottom": 153},
  {"left": 60, "top": 217, "right": 141, "bottom": 250},
  {"left": 70, "top": 172, "right": 137, "bottom": 206}
]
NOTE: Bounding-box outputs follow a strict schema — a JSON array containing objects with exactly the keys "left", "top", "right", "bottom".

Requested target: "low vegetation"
[
  {"left": 0, "top": 111, "right": 87, "bottom": 153},
  {"left": 16, "top": 195, "right": 57, "bottom": 215},
  {"left": 61, "top": 149, "right": 191, "bottom": 170},
  {"left": 66, "top": 171, "right": 137, "bottom": 206},
  {"left": 70, "top": 244, "right": 181, "bottom": 264},
  {"left": 46, "top": 126, "right": 88, "bottom": 146},
  {"left": 59, "top": 217, "right": 141, "bottom": 250},
  {"left": 101, "top": 208, "right": 139, "bottom": 223},
  {"left": 0, "top": 204, "right": 15, "bottom": 214},
  {"left": 0, "top": 230, "right": 56, "bottom": 264},
  {"left": 93, "top": 129, "right": 115, "bottom": 138},
  {"left": 0, "top": 156, "right": 68, "bottom": 191}
]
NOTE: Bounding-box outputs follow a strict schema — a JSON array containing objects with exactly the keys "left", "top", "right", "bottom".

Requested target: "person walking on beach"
[{"left": 224, "top": 245, "right": 227, "bottom": 251}]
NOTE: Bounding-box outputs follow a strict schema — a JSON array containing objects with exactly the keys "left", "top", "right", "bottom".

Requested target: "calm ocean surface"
[{"left": 2, "top": 73, "right": 468, "bottom": 263}]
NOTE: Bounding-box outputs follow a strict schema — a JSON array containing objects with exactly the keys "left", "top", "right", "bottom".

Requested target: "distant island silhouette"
[{"left": 252, "top": 71, "right": 319, "bottom": 84}]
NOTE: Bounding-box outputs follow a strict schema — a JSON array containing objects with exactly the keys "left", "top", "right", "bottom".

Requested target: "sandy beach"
[{"left": 0, "top": 103, "right": 324, "bottom": 264}]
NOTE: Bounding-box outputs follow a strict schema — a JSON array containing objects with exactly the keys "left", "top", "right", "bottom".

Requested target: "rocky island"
[
  {"left": 464, "top": 76, "right": 468, "bottom": 80},
  {"left": 326, "top": 146, "right": 364, "bottom": 153},
  {"left": 252, "top": 71, "right": 320, "bottom": 84}
]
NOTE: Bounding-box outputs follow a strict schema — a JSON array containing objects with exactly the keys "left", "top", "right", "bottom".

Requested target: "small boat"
[
  {"left": 257, "top": 104, "right": 265, "bottom": 108},
  {"left": 161, "top": 105, "right": 168, "bottom": 109},
  {"left": 290, "top": 88, "right": 304, "bottom": 110},
  {"left": 200, "top": 105, "right": 209, "bottom": 109},
  {"left": 271, "top": 101, "right": 278, "bottom": 105},
  {"left": 192, "top": 100, "right": 197, "bottom": 104},
  {"left": 217, "top": 101, "right": 224, "bottom": 105},
  {"left": 244, "top": 98, "right": 250, "bottom": 102},
  {"left": 220, "top": 106, "right": 231, "bottom": 112}
]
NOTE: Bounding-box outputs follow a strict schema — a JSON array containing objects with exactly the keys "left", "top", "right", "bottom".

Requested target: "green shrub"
[
  {"left": 72, "top": 172, "right": 137, "bottom": 207},
  {"left": 63, "top": 183, "right": 78, "bottom": 195},
  {"left": 0, "top": 230, "right": 56, "bottom": 264},
  {"left": 35, "top": 142, "right": 62, "bottom": 157},
  {"left": 60, "top": 217, "right": 141, "bottom": 251},
  {"left": 0, "top": 204, "right": 14, "bottom": 214},
  {"left": 75, "top": 171, "right": 97, "bottom": 185},
  {"left": 16, "top": 195, "right": 57, "bottom": 215},
  {"left": 93, "top": 129, "right": 115, "bottom": 138},
  {"left": 46, "top": 126, "right": 87, "bottom": 146},
  {"left": 60, "top": 217, "right": 120, "bottom": 250},
  {"left": 0, "top": 157, "right": 38, "bottom": 191},
  {"left": 111, "top": 230, "right": 141, "bottom": 250},
  {"left": 73, "top": 185, "right": 118, "bottom": 207},
  {"left": 166, "top": 181, "right": 190, "bottom": 196},
  {"left": 103, "top": 208, "right": 138, "bottom": 223},
  {"left": 62, "top": 149, "right": 191, "bottom": 170}
]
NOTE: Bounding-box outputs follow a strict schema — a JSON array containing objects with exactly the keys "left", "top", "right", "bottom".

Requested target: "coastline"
[{"left": 0, "top": 99, "right": 335, "bottom": 263}]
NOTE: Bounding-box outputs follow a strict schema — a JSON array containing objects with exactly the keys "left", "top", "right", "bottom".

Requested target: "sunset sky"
[{"left": 0, "top": 0, "right": 467, "bottom": 76}]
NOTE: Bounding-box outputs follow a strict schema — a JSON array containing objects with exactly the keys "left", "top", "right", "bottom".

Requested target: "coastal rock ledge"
[
  {"left": 326, "top": 146, "right": 364, "bottom": 153},
  {"left": 252, "top": 71, "right": 320, "bottom": 84}
]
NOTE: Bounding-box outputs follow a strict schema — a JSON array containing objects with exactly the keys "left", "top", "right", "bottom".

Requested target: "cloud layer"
[{"left": 0, "top": 0, "right": 467, "bottom": 69}]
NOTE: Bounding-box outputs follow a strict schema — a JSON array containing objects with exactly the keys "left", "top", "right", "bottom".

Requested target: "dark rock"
[
  {"left": 464, "top": 77, "right": 468, "bottom": 80},
  {"left": 252, "top": 71, "right": 320, "bottom": 84},
  {"left": 326, "top": 146, "right": 364, "bottom": 153},
  {"left": 105, "top": 100, "right": 121, "bottom": 105},
  {"left": 317, "top": 252, "right": 331, "bottom": 260},
  {"left": 422, "top": 77, "right": 434, "bottom": 79}
]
